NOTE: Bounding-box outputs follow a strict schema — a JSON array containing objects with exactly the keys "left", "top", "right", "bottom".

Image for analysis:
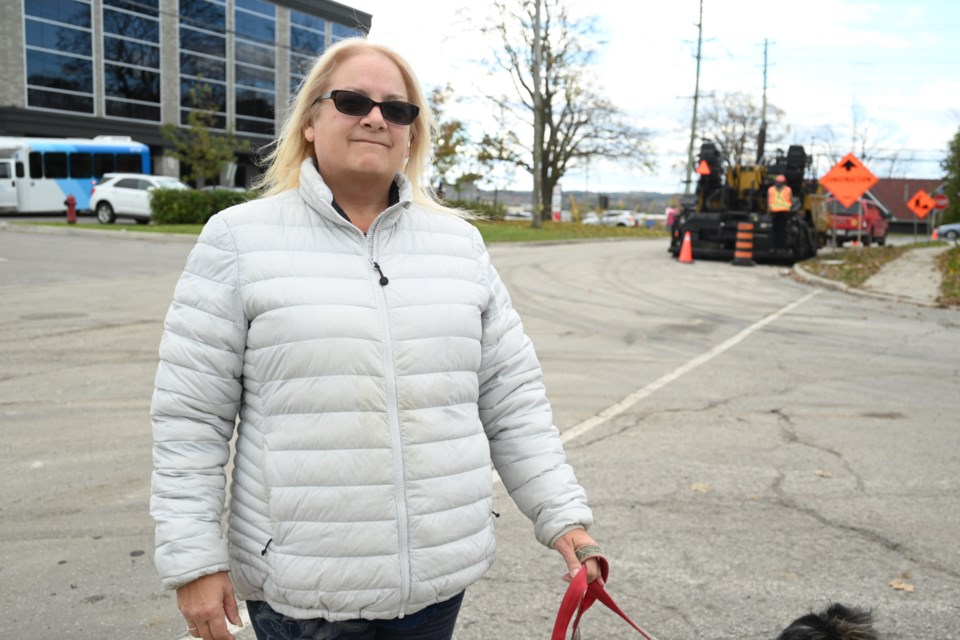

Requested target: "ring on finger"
[{"left": 575, "top": 544, "right": 603, "bottom": 564}]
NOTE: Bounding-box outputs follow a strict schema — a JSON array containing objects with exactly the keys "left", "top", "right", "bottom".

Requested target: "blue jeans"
[{"left": 246, "top": 591, "right": 464, "bottom": 640}]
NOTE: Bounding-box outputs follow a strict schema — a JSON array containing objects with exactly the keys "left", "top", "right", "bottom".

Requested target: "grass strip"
[
  {"left": 15, "top": 219, "right": 668, "bottom": 244},
  {"left": 802, "top": 245, "right": 910, "bottom": 288},
  {"left": 936, "top": 245, "right": 960, "bottom": 307}
]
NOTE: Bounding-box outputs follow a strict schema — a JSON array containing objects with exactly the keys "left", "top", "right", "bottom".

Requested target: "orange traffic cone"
[
  {"left": 932, "top": 228, "right": 939, "bottom": 240},
  {"left": 678, "top": 231, "right": 694, "bottom": 263}
]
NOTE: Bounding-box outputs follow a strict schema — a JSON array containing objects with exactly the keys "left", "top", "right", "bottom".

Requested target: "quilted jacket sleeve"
[
  {"left": 474, "top": 232, "right": 593, "bottom": 548},
  {"left": 150, "top": 215, "right": 247, "bottom": 590}
]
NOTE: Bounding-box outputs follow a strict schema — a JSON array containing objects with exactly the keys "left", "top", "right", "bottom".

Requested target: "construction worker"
[{"left": 768, "top": 174, "right": 793, "bottom": 250}]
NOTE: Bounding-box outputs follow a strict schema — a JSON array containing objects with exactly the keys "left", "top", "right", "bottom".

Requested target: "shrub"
[
  {"left": 445, "top": 198, "right": 505, "bottom": 220},
  {"left": 151, "top": 188, "right": 257, "bottom": 224}
]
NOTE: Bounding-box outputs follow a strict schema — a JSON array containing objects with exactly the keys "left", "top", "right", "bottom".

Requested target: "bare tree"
[
  {"left": 476, "top": 0, "right": 652, "bottom": 221},
  {"left": 699, "top": 91, "right": 786, "bottom": 168},
  {"left": 835, "top": 105, "right": 909, "bottom": 177}
]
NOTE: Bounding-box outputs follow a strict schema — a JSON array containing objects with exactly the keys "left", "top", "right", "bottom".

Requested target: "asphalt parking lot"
[{"left": 1, "top": 226, "right": 958, "bottom": 639}]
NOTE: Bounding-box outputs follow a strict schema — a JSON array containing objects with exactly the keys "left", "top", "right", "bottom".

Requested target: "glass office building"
[{"left": 1, "top": 0, "right": 371, "bottom": 186}]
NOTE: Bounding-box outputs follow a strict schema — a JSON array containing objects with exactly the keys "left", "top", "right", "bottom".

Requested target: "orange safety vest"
[{"left": 768, "top": 185, "right": 792, "bottom": 212}]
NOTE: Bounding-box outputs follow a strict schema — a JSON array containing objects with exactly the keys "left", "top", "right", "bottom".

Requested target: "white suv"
[
  {"left": 90, "top": 173, "right": 190, "bottom": 224},
  {"left": 583, "top": 210, "right": 637, "bottom": 227}
]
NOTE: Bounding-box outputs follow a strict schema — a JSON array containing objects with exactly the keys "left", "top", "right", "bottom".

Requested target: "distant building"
[
  {"left": 868, "top": 178, "right": 946, "bottom": 233},
  {"left": 0, "top": 0, "right": 371, "bottom": 187}
]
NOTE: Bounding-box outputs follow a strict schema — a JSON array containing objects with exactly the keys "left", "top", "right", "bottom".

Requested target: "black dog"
[{"left": 774, "top": 603, "right": 877, "bottom": 640}]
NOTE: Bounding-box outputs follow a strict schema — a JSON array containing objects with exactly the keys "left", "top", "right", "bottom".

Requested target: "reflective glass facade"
[
  {"left": 24, "top": 0, "right": 94, "bottom": 114},
  {"left": 13, "top": 1, "right": 370, "bottom": 145},
  {"left": 289, "top": 10, "right": 325, "bottom": 93},
  {"left": 234, "top": 0, "right": 276, "bottom": 135},
  {"left": 103, "top": 0, "right": 161, "bottom": 122},
  {"left": 179, "top": 0, "right": 227, "bottom": 128}
]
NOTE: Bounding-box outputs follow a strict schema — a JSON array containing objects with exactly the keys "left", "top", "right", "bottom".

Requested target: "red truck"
[{"left": 823, "top": 197, "right": 889, "bottom": 247}]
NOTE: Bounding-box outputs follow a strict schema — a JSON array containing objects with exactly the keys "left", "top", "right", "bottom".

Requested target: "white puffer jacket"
[{"left": 150, "top": 159, "right": 592, "bottom": 621}]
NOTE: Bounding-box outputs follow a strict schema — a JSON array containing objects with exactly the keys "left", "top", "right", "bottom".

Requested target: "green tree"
[
  {"left": 477, "top": 102, "right": 520, "bottom": 211},
  {"left": 940, "top": 128, "right": 960, "bottom": 225},
  {"left": 428, "top": 84, "right": 469, "bottom": 196},
  {"left": 161, "top": 81, "right": 249, "bottom": 188}
]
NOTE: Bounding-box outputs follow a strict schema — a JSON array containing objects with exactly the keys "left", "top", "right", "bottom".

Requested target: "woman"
[{"left": 151, "top": 38, "right": 600, "bottom": 640}]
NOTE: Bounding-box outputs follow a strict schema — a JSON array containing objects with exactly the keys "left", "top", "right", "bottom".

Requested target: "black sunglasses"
[{"left": 316, "top": 90, "right": 420, "bottom": 126}]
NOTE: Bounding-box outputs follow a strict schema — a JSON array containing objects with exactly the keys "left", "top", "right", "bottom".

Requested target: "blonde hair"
[{"left": 255, "top": 38, "right": 460, "bottom": 215}]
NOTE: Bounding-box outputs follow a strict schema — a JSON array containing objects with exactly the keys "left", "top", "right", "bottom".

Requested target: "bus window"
[
  {"left": 44, "top": 152, "right": 68, "bottom": 179},
  {"left": 30, "top": 152, "right": 43, "bottom": 178},
  {"left": 94, "top": 153, "right": 116, "bottom": 177},
  {"left": 0, "top": 163, "right": 9, "bottom": 179},
  {"left": 16, "top": 162, "right": 24, "bottom": 178},
  {"left": 117, "top": 153, "right": 141, "bottom": 173},
  {"left": 70, "top": 153, "right": 93, "bottom": 179}
]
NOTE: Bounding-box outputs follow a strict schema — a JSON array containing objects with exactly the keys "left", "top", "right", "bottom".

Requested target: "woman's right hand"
[{"left": 176, "top": 572, "right": 242, "bottom": 640}]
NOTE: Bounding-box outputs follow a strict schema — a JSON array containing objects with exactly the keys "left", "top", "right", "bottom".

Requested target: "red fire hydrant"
[{"left": 64, "top": 194, "right": 77, "bottom": 224}]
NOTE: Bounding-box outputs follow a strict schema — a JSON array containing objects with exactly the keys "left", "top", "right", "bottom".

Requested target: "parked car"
[
  {"left": 90, "top": 173, "right": 190, "bottom": 224},
  {"left": 822, "top": 197, "right": 888, "bottom": 246},
  {"left": 583, "top": 210, "right": 636, "bottom": 227},
  {"left": 199, "top": 185, "right": 248, "bottom": 192},
  {"left": 936, "top": 221, "right": 960, "bottom": 242}
]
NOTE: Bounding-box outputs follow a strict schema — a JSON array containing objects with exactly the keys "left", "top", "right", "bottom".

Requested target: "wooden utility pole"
[
  {"left": 756, "top": 38, "right": 769, "bottom": 164},
  {"left": 683, "top": 0, "right": 704, "bottom": 195},
  {"left": 532, "top": 0, "right": 543, "bottom": 228}
]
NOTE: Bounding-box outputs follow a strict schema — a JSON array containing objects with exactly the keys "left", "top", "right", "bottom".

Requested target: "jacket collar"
[{"left": 297, "top": 158, "right": 413, "bottom": 228}]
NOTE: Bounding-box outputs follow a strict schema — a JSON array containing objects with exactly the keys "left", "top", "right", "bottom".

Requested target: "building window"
[
  {"left": 331, "top": 22, "right": 364, "bottom": 42},
  {"left": 289, "top": 10, "right": 326, "bottom": 93},
  {"left": 178, "top": 0, "right": 227, "bottom": 128},
  {"left": 234, "top": 0, "right": 275, "bottom": 136},
  {"left": 289, "top": 15, "right": 365, "bottom": 93},
  {"left": 102, "top": 0, "right": 161, "bottom": 122},
  {"left": 23, "top": 0, "right": 94, "bottom": 114}
]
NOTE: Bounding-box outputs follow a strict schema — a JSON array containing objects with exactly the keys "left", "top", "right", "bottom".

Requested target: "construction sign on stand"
[
  {"left": 907, "top": 189, "right": 935, "bottom": 219},
  {"left": 819, "top": 153, "right": 879, "bottom": 208}
]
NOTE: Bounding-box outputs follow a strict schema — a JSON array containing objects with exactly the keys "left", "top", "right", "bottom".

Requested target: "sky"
[{"left": 349, "top": 0, "right": 960, "bottom": 195}]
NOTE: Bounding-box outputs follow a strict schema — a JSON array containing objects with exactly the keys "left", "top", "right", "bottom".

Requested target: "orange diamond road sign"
[
  {"left": 907, "top": 189, "right": 935, "bottom": 219},
  {"left": 819, "top": 153, "right": 879, "bottom": 208}
]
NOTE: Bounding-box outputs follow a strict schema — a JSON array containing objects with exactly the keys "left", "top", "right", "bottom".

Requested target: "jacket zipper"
[{"left": 366, "top": 216, "right": 411, "bottom": 617}]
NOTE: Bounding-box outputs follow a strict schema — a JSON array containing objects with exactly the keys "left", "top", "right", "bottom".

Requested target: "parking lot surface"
[{"left": 1, "top": 228, "right": 958, "bottom": 639}]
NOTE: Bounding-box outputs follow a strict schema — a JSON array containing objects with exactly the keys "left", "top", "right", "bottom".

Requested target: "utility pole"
[
  {"left": 756, "top": 38, "right": 768, "bottom": 164},
  {"left": 531, "top": 0, "right": 543, "bottom": 228},
  {"left": 683, "top": 0, "right": 704, "bottom": 195}
]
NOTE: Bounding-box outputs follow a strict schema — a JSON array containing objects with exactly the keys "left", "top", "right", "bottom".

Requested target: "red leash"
[{"left": 551, "top": 554, "right": 658, "bottom": 640}]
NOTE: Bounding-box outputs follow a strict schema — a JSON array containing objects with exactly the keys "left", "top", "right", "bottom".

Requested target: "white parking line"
[{"left": 558, "top": 289, "right": 822, "bottom": 446}]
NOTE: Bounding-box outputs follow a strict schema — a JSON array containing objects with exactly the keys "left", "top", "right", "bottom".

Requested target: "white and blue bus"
[{"left": 0, "top": 136, "right": 151, "bottom": 213}]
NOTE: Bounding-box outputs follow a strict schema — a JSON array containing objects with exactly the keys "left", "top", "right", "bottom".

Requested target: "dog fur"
[{"left": 774, "top": 603, "right": 877, "bottom": 640}]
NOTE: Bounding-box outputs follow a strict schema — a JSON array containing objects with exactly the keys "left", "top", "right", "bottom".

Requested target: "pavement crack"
[
  {"left": 772, "top": 489, "right": 960, "bottom": 582},
  {"left": 771, "top": 409, "right": 866, "bottom": 492}
]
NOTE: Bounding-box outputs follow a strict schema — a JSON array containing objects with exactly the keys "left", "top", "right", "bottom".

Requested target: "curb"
[
  {"left": 0, "top": 221, "right": 197, "bottom": 243},
  {"left": 792, "top": 259, "right": 944, "bottom": 309}
]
